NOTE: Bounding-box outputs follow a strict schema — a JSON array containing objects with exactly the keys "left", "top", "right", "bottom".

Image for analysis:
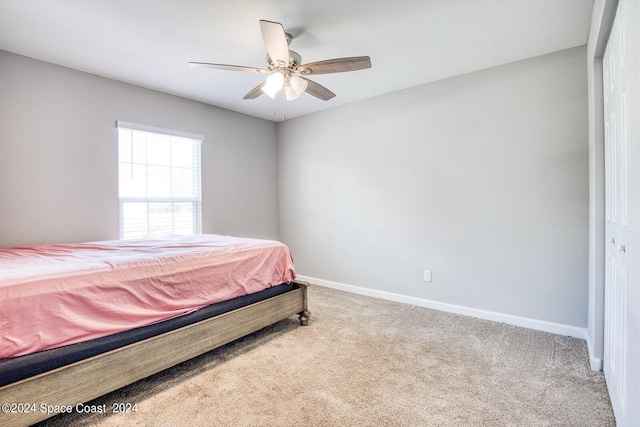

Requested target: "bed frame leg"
[
  {"left": 298, "top": 310, "right": 311, "bottom": 326},
  {"left": 296, "top": 281, "right": 310, "bottom": 326}
]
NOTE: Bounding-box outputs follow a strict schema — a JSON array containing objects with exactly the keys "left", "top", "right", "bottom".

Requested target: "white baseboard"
[
  {"left": 297, "top": 274, "right": 588, "bottom": 340},
  {"left": 585, "top": 334, "right": 604, "bottom": 371},
  {"left": 589, "top": 355, "right": 603, "bottom": 372}
]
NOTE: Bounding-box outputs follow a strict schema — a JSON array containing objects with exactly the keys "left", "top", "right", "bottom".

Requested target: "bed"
[{"left": 0, "top": 235, "right": 309, "bottom": 427}]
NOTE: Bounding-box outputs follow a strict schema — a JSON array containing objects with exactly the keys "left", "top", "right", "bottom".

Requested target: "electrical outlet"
[{"left": 423, "top": 270, "right": 432, "bottom": 282}]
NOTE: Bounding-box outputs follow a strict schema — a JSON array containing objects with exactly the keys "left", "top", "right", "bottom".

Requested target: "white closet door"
[{"left": 603, "top": 1, "right": 638, "bottom": 424}]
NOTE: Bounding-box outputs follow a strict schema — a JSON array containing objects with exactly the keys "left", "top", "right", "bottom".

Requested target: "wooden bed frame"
[{"left": 0, "top": 282, "right": 309, "bottom": 427}]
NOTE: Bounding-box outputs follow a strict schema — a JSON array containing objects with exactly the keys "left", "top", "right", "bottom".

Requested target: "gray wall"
[
  {"left": 278, "top": 46, "right": 589, "bottom": 327},
  {"left": 0, "top": 50, "right": 278, "bottom": 248},
  {"left": 0, "top": 46, "right": 590, "bottom": 328}
]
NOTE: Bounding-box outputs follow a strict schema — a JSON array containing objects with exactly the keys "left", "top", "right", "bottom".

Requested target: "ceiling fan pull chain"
[{"left": 282, "top": 89, "right": 286, "bottom": 121}]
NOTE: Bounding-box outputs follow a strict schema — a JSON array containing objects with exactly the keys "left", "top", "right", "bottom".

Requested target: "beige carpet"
[{"left": 38, "top": 286, "right": 615, "bottom": 426}]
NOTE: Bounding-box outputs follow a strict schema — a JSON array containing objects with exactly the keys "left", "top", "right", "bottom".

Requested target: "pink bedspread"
[{"left": 0, "top": 235, "right": 296, "bottom": 359}]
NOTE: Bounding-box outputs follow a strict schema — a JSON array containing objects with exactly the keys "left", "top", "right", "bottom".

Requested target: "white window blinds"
[{"left": 117, "top": 121, "right": 203, "bottom": 240}]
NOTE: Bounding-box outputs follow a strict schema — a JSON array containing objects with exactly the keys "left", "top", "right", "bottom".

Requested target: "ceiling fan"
[{"left": 189, "top": 20, "right": 371, "bottom": 101}]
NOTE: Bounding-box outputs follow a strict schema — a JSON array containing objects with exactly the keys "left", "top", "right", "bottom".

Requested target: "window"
[{"left": 117, "top": 121, "right": 203, "bottom": 239}]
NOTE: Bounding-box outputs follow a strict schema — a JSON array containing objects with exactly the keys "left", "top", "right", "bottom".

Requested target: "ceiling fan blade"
[
  {"left": 189, "top": 62, "right": 268, "bottom": 73},
  {"left": 303, "top": 78, "right": 336, "bottom": 101},
  {"left": 243, "top": 82, "right": 266, "bottom": 99},
  {"left": 259, "top": 20, "right": 290, "bottom": 67},
  {"left": 298, "top": 56, "right": 371, "bottom": 75}
]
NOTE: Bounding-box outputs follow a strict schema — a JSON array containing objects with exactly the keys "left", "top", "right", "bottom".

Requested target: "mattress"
[
  {"left": 0, "top": 282, "right": 298, "bottom": 387},
  {"left": 0, "top": 234, "right": 296, "bottom": 360}
]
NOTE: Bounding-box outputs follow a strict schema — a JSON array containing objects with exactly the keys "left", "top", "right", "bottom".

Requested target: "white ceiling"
[{"left": 0, "top": 0, "right": 593, "bottom": 122}]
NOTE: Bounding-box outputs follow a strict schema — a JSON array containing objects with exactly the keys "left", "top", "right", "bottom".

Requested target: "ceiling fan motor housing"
[{"left": 266, "top": 50, "right": 302, "bottom": 71}]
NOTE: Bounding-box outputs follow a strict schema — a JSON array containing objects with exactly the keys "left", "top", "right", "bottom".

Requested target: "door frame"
[{"left": 587, "top": 0, "right": 617, "bottom": 373}]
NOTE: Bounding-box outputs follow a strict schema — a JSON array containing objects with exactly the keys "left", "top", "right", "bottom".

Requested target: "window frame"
[{"left": 116, "top": 120, "right": 204, "bottom": 240}]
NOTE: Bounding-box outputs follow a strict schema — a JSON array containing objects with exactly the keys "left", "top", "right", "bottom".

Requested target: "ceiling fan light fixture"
[
  {"left": 285, "top": 84, "right": 301, "bottom": 100},
  {"left": 262, "top": 72, "right": 284, "bottom": 98},
  {"left": 289, "top": 75, "right": 308, "bottom": 95}
]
